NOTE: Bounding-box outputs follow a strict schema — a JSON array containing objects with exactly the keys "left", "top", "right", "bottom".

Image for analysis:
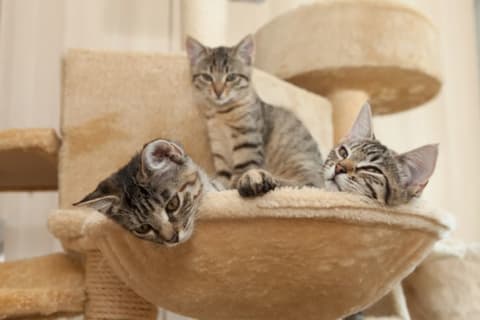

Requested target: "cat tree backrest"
[{"left": 59, "top": 50, "right": 332, "bottom": 208}]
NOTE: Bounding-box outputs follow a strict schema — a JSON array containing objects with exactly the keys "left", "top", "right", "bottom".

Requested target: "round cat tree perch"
[
  {"left": 48, "top": 189, "right": 451, "bottom": 320},
  {"left": 254, "top": 0, "right": 442, "bottom": 142}
]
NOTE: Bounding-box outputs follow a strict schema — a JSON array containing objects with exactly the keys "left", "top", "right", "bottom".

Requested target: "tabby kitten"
[
  {"left": 323, "top": 102, "right": 438, "bottom": 206},
  {"left": 186, "top": 35, "right": 324, "bottom": 197},
  {"left": 326, "top": 103, "right": 438, "bottom": 320},
  {"left": 74, "top": 139, "right": 221, "bottom": 246}
]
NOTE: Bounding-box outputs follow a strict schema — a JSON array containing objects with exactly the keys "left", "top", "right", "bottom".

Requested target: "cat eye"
[
  {"left": 226, "top": 74, "right": 237, "bottom": 82},
  {"left": 200, "top": 74, "right": 213, "bottom": 82},
  {"left": 135, "top": 224, "right": 152, "bottom": 235},
  {"left": 359, "top": 166, "right": 383, "bottom": 174},
  {"left": 166, "top": 194, "right": 180, "bottom": 213},
  {"left": 338, "top": 146, "right": 348, "bottom": 159}
]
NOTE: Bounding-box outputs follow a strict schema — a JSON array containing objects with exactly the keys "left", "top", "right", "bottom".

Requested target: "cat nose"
[
  {"left": 169, "top": 233, "right": 179, "bottom": 243},
  {"left": 335, "top": 160, "right": 355, "bottom": 175},
  {"left": 213, "top": 83, "right": 224, "bottom": 98},
  {"left": 335, "top": 163, "right": 347, "bottom": 175}
]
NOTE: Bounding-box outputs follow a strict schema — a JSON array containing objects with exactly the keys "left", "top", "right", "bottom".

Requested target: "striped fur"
[
  {"left": 74, "top": 139, "right": 220, "bottom": 246},
  {"left": 323, "top": 103, "right": 438, "bottom": 206},
  {"left": 186, "top": 35, "right": 324, "bottom": 197}
]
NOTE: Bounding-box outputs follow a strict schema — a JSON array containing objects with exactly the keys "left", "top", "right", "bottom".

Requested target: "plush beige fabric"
[
  {"left": 254, "top": 0, "right": 441, "bottom": 115},
  {"left": 49, "top": 189, "right": 450, "bottom": 320},
  {"left": 60, "top": 49, "right": 332, "bottom": 208},
  {"left": 0, "top": 128, "right": 59, "bottom": 191},
  {"left": 0, "top": 253, "right": 85, "bottom": 318},
  {"left": 404, "top": 241, "right": 480, "bottom": 320}
]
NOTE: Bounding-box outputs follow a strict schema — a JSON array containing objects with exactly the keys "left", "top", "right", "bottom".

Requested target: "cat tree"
[
  {"left": 0, "top": 1, "right": 477, "bottom": 319},
  {"left": 0, "top": 50, "right": 451, "bottom": 320}
]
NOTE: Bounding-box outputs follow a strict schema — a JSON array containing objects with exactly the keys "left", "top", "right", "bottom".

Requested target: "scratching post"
[
  {"left": 85, "top": 251, "right": 157, "bottom": 320},
  {"left": 329, "top": 90, "right": 370, "bottom": 143},
  {"left": 181, "top": 0, "right": 227, "bottom": 46},
  {"left": 254, "top": 0, "right": 442, "bottom": 142}
]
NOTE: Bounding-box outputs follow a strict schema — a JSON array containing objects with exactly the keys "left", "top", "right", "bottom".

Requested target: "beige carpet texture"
[{"left": 0, "top": 253, "right": 85, "bottom": 318}]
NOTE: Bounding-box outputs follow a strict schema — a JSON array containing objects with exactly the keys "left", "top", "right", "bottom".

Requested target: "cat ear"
[
  {"left": 73, "top": 189, "right": 119, "bottom": 213},
  {"left": 185, "top": 36, "right": 208, "bottom": 65},
  {"left": 141, "top": 139, "right": 184, "bottom": 173},
  {"left": 234, "top": 34, "right": 255, "bottom": 65},
  {"left": 396, "top": 144, "right": 439, "bottom": 196},
  {"left": 344, "top": 101, "right": 374, "bottom": 141}
]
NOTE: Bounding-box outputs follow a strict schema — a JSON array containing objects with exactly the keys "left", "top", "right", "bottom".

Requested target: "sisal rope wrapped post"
[{"left": 85, "top": 250, "right": 157, "bottom": 320}]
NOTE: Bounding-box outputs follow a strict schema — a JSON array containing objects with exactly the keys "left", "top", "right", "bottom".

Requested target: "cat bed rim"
[{"left": 49, "top": 188, "right": 452, "bottom": 253}]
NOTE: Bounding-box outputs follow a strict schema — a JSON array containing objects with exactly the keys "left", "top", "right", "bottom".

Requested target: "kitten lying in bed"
[
  {"left": 74, "top": 139, "right": 222, "bottom": 246},
  {"left": 325, "top": 103, "right": 438, "bottom": 320}
]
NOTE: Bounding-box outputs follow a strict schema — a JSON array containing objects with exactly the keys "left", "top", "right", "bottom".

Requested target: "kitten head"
[
  {"left": 323, "top": 102, "right": 438, "bottom": 205},
  {"left": 186, "top": 35, "right": 254, "bottom": 106},
  {"left": 74, "top": 139, "right": 204, "bottom": 246}
]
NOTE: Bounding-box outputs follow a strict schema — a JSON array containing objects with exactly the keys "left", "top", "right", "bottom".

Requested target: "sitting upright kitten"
[
  {"left": 74, "top": 139, "right": 221, "bottom": 246},
  {"left": 186, "top": 35, "right": 324, "bottom": 197},
  {"left": 323, "top": 102, "right": 438, "bottom": 206}
]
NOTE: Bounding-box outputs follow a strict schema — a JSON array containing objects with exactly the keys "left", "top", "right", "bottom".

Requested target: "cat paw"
[{"left": 237, "top": 169, "right": 277, "bottom": 197}]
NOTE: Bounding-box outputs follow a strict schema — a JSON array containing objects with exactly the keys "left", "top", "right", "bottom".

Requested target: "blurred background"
[{"left": 0, "top": 0, "right": 479, "bottom": 317}]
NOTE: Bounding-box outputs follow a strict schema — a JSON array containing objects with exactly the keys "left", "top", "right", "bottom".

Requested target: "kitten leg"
[
  {"left": 237, "top": 169, "right": 277, "bottom": 197},
  {"left": 237, "top": 169, "right": 311, "bottom": 197}
]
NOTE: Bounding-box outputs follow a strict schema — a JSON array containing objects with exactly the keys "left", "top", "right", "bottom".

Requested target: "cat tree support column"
[
  {"left": 254, "top": 0, "right": 442, "bottom": 143},
  {"left": 84, "top": 250, "right": 157, "bottom": 320},
  {"left": 181, "top": 0, "right": 227, "bottom": 47},
  {"left": 328, "top": 90, "right": 369, "bottom": 144}
]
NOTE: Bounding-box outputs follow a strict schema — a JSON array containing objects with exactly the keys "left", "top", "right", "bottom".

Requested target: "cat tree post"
[
  {"left": 328, "top": 90, "right": 369, "bottom": 143},
  {"left": 84, "top": 251, "right": 157, "bottom": 320},
  {"left": 254, "top": 0, "right": 442, "bottom": 143},
  {"left": 180, "top": 0, "right": 227, "bottom": 47}
]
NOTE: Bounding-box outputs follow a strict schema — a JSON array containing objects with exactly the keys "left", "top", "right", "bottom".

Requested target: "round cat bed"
[{"left": 48, "top": 188, "right": 452, "bottom": 320}]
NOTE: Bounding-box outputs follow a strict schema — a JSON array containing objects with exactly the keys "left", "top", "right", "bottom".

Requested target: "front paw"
[{"left": 237, "top": 169, "right": 277, "bottom": 197}]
